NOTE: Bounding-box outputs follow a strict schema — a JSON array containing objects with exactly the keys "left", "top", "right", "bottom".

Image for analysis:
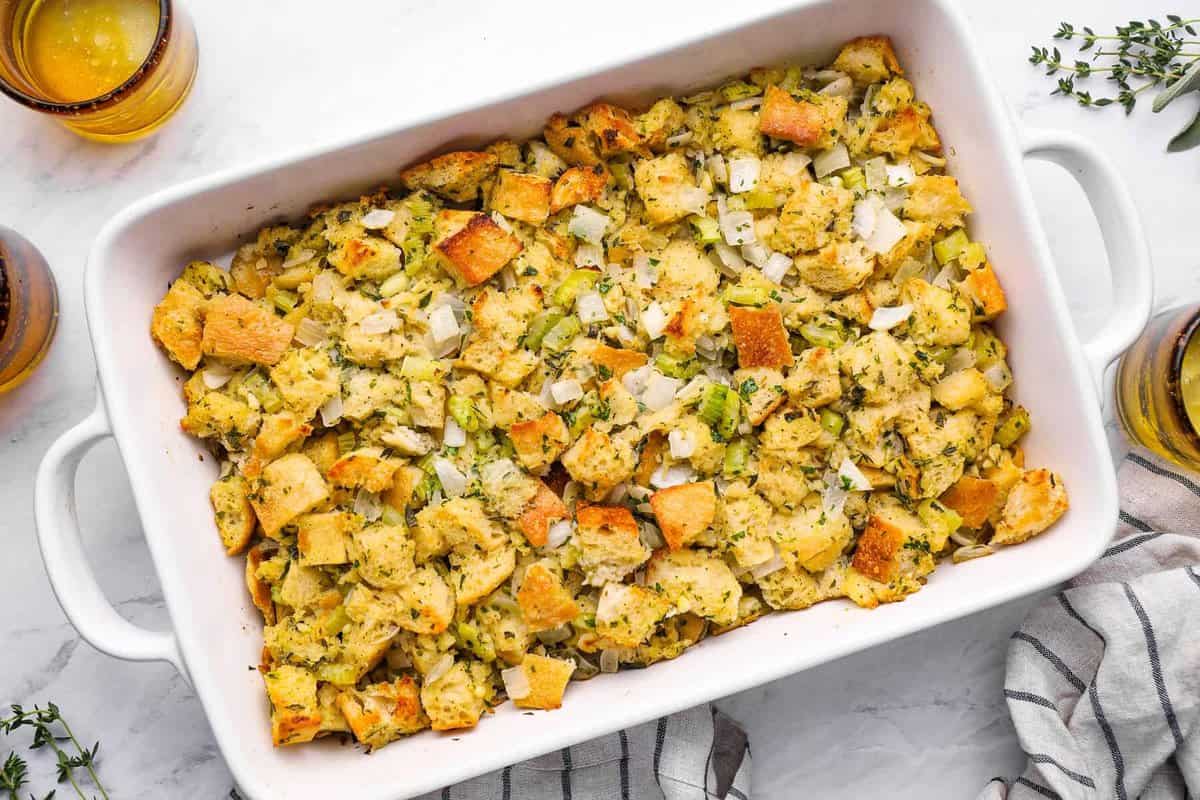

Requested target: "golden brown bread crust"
[{"left": 729, "top": 304, "right": 794, "bottom": 369}]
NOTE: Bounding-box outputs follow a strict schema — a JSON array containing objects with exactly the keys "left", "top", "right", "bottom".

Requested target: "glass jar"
[{"left": 0, "top": 226, "right": 58, "bottom": 393}]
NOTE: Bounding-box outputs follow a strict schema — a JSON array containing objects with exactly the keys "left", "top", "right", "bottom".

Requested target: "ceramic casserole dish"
[{"left": 35, "top": 0, "right": 1152, "bottom": 796}]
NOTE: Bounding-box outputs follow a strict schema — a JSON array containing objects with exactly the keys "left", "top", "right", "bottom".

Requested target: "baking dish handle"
[
  {"left": 35, "top": 391, "right": 186, "bottom": 675},
  {"left": 1020, "top": 128, "right": 1153, "bottom": 397}
]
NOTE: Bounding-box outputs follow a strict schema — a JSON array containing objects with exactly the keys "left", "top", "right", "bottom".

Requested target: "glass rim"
[
  {"left": 0, "top": 0, "right": 172, "bottom": 115},
  {"left": 1168, "top": 306, "right": 1200, "bottom": 442}
]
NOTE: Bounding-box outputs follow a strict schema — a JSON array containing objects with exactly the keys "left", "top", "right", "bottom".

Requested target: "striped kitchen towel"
[
  {"left": 978, "top": 448, "right": 1200, "bottom": 800},
  {"left": 420, "top": 705, "right": 751, "bottom": 800}
]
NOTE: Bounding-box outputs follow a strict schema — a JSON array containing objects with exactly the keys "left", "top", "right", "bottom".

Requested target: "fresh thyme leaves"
[
  {"left": 0, "top": 704, "right": 108, "bottom": 800},
  {"left": 1029, "top": 15, "right": 1200, "bottom": 150}
]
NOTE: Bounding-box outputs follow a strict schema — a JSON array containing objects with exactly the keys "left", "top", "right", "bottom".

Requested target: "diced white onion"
[
  {"left": 638, "top": 520, "right": 666, "bottom": 549},
  {"left": 576, "top": 291, "right": 609, "bottom": 324},
  {"left": 813, "top": 143, "right": 850, "bottom": 179},
  {"left": 568, "top": 205, "right": 610, "bottom": 244},
  {"left": 479, "top": 458, "right": 517, "bottom": 487},
  {"left": 750, "top": 550, "right": 786, "bottom": 579},
  {"left": 202, "top": 363, "right": 234, "bottom": 389},
  {"left": 599, "top": 649, "right": 620, "bottom": 674},
  {"left": 633, "top": 254, "right": 659, "bottom": 287},
  {"left": 641, "top": 302, "right": 669, "bottom": 340},
  {"left": 864, "top": 157, "right": 888, "bottom": 191},
  {"left": 914, "top": 150, "right": 947, "bottom": 167},
  {"left": 443, "top": 417, "right": 467, "bottom": 447},
  {"left": 668, "top": 430, "right": 695, "bottom": 459},
  {"left": 381, "top": 425, "right": 433, "bottom": 455},
  {"left": 359, "top": 310, "right": 399, "bottom": 335},
  {"left": 360, "top": 209, "right": 395, "bottom": 229},
  {"left": 665, "top": 130, "right": 694, "bottom": 147},
  {"left": 616, "top": 325, "right": 637, "bottom": 345},
  {"left": 426, "top": 654, "right": 454, "bottom": 686},
  {"left": 780, "top": 152, "right": 812, "bottom": 176},
  {"left": 883, "top": 186, "right": 908, "bottom": 212},
  {"left": 353, "top": 489, "right": 383, "bottom": 522},
  {"left": 983, "top": 363, "right": 1012, "bottom": 392},
  {"left": 319, "top": 393, "right": 343, "bottom": 426},
  {"left": 429, "top": 305, "right": 460, "bottom": 344},
  {"left": 281, "top": 249, "right": 315, "bottom": 270},
  {"left": 641, "top": 372, "right": 681, "bottom": 412},
  {"left": 886, "top": 163, "right": 916, "bottom": 187},
  {"left": 550, "top": 379, "right": 584, "bottom": 406},
  {"left": 294, "top": 318, "right": 329, "bottom": 348},
  {"left": 546, "top": 520, "right": 574, "bottom": 549},
  {"left": 433, "top": 458, "right": 468, "bottom": 497},
  {"left": 868, "top": 304, "right": 914, "bottom": 331},
  {"left": 678, "top": 187, "right": 711, "bottom": 216},
  {"left": 892, "top": 258, "right": 925, "bottom": 285},
  {"left": 762, "top": 252, "right": 793, "bottom": 284},
  {"left": 574, "top": 242, "right": 605, "bottom": 268},
  {"left": 713, "top": 243, "right": 746, "bottom": 274},
  {"left": 852, "top": 195, "right": 881, "bottom": 241},
  {"left": 822, "top": 482, "right": 848, "bottom": 514},
  {"left": 623, "top": 364, "right": 652, "bottom": 396},
  {"left": 500, "top": 663, "right": 532, "bottom": 699},
  {"left": 741, "top": 242, "right": 770, "bottom": 268},
  {"left": 953, "top": 544, "right": 995, "bottom": 564},
  {"left": 676, "top": 375, "right": 711, "bottom": 404},
  {"left": 490, "top": 211, "right": 514, "bottom": 233},
  {"left": 719, "top": 210, "right": 757, "bottom": 246},
  {"left": 311, "top": 271, "right": 336, "bottom": 303},
  {"left": 819, "top": 76, "right": 854, "bottom": 97},
  {"left": 837, "top": 457, "right": 873, "bottom": 491},
  {"left": 727, "top": 157, "right": 761, "bottom": 194},
  {"left": 932, "top": 262, "right": 958, "bottom": 289},
  {"left": 650, "top": 463, "right": 695, "bottom": 489},
  {"left": 499, "top": 265, "right": 517, "bottom": 290},
  {"left": 864, "top": 205, "right": 907, "bottom": 254},
  {"left": 708, "top": 154, "right": 728, "bottom": 184},
  {"left": 704, "top": 365, "right": 733, "bottom": 386},
  {"left": 945, "top": 347, "right": 977, "bottom": 374},
  {"left": 729, "top": 96, "right": 763, "bottom": 111}
]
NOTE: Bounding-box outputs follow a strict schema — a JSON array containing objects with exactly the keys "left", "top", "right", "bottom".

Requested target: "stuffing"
[
  {"left": 868, "top": 102, "right": 940, "bottom": 157},
  {"left": 904, "top": 176, "right": 972, "bottom": 229},
  {"left": 758, "top": 86, "right": 847, "bottom": 149},
  {"left": 458, "top": 286, "right": 543, "bottom": 386},
  {"left": 327, "top": 447, "right": 400, "bottom": 493},
  {"left": 392, "top": 567, "right": 456, "bottom": 635},
  {"left": 729, "top": 304, "right": 794, "bottom": 369},
  {"left": 490, "top": 383, "right": 547, "bottom": 428},
  {"left": 760, "top": 408, "right": 822, "bottom": 455},
  {"left": 337, "top": 677, "right": 428, "bottom": 749},
  {"left": 839, "top": 330, "right": 919, "bottom": 404},
  {"left": 269, "top": 348, "right": 339, "bottom": 421},
  {"left": 770, "top": 180, "right": 854, "bottom": 254},
  {"left": 650, "top": 481, "right": 717, "bottom": 550},
  {"left": 756, "top": 453, "right": 816, "bottom": 512},
  {"left": 201, "top": 294, "right": 294, "bottom": 366},
  {"left": 712, "top": 106, "right": 764, "bottom": 155},
  {"left": 573, "top": 504, "right": 649, "bottom": 585},
  {"left": 517, "top": 561, "right": 580, "bottom": 631},
  {"left": 509, "top": 411, "right": 572, "bottom": 472},
  {"left": 939, "top": 475, "right": 1000, "bottom": 530},
  {"left": 757, "top": 562, "right": 846, "bottom": 611},
  {"left": 326, "top": 232, "right": 403, "bottom": 281},
  {"left": 793, "top": 240, "right": 875, "bottom": 294},
  {"left": 517, "top": 482, "right": 569, "bottom": 547},
  {"left": 850, "top": 513, "right": 906, "bottom": 584},
  {"left": 550, "top": 165, "right": 608, "bottom": 214},
  {"left": 543, "top": 112, "right": 601, "bottom": 166},
  {"left": 958, "top": 262, "right": 1008, "bottom": 320},
  {"left": 450, "top": 546, "right": 516, "bottom": 607},
  {"left": 433, "top": 211, "right": 524, "bottom": 286},
  {"left": 595, "top": 582, "right": 671, "bottom": 647},
  {"left": 931, "top": 368, "right": 989, "bottom": 411},
  {"left": 784, "top": 346, "right": 841, "bottom": 408},
  {"left": 341, "top": 370, "right": 405, "bottom": 421},
  {"left": 420, "top": 660, "right": 492, "bottom": 731},
  {"left": 414, "top": 497, "right": 508, "bottom": 558},
  {"left": 349, "top": 523, "right": 416, "bottom": 590},
  {"left": 588, "top": 342, "right": 649, "bottom": 380},
  {"left": 716, "top": 481, "right": 776, "bottom": 569},
  {"left": 400, "top": 150, "right": 499, "bottom": 202},
  {"left": 637, "top": 98, "right": 687, "bottom": 151},
  {"left": 578, "top": 102, "right": 645, "bottom": 157},
  {"left": 296, "top": 511, "right": 355, "bottom": 566},
  {"left": 771, "top": 501, "right": 852, "bottom": 572},
  {"left": 901, "top": 278, "right": 972, "bottom": 346},
  {"left": 490, "top": 169, "right": 552, "bottom": 225},
  {"left": 250, "top": 453, "right": 330, "bottom": 537},
  {"left": 990, "top": 469, "right": 1069, "bottom": 546},
  {"left": 509, "top": 654, "right": 576, "bottom": 710},
  {"left": 210, "top": 475, "right": 255, "bottom": 555},
  {"left": 644, "top": 549, "right": 741, "bottom": 625},
  {"left": 634, "top": 152, "right": 703, "bottom": 226},
  {"left": 735, "top": 367, "right": 787, "bottom": 425},
  {"left": 560, "top": 428, "right": 636, "bottom": 500},
  {"left": 264, "top": 665, "right": 322, "bottom": 746},
  {"left": 150, "top": 279, "right": 206, "bottom": 369},
  {"left": 831, "top": 35, "right": 902, "bottom": 85}
]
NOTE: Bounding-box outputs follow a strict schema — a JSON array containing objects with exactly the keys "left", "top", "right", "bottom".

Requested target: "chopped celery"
[
  {"left": 267, "top": 286, "right": 298, "bottom": 314},
  {"left": 799, "top": 320, "right": 845, "bottom": 349},
  {"left": 819, "top": 408, "right": 845, "bottom": 437},
  {"left": 688, "top": 215, "right": 722, "bottom": 244},
  {"left": 474, "top": 428, "right": 497, "bottom": 451},
  {"left": 717, "top": 392, "right": 742, "bottom": 440},
  {"left": 259, "top": 386, "right": 284, "bottom": 413},
  {"left": 412, "top": 472, "right": 438, "bottom": 505},
  {"left": 918, "top": 499, "right": 963, "bottom": 538},
  {"left": 378, "top": 272, "right": 408, "bottom": 298},
  {"left": 456, "top": 622, "right": 496, "bottom": 662},
  {"left": 380, "top": 504, "right": 406, "bottom": 527},
  {"left": 400, "top": 356, "right": 440, "bottom": 381},
  {"left": 567, "top": 407, "right": 596, "bottom": 438},
  {"left": 839, "top": 166, "right": 866, "bottom": 193},
  {"left": 552, "top": 270, "right": 599, "bottom": 308},
  {"left": 742, "top": 190, "right": 780, "bottom": 210},
  {"left": 323, "top": 606, "right": 351, "bottom": 636},
  {"left": 723, "top": 438, "right": 752, "bottom": 476},
  {"left": 315, "top": 662, "right": 359, "bottom": 686},
  {"left": 933, "top": 228, "right": 970, "bottom": 265},
  {"left": 542, "top": 315, "right": 582, "bottom": 352},
  {"left": 718, "top": 80, "right": 762, "bottom": 102},
  {"left": 725, "top": 286, "right": 770, "bottom": 306},
  {"left": 448, "top": 395, "right": 483, "bottom": 432},
  {"left": 927, "top": 346, "right": 956, "bottom": 363},
  {"left": 994, "top": 406, "right": 1031, "bottom": 448},
  {"left": 609, "top": 159, "right": 634, "bottom": 191},
  {"left": 524, "top": 309, "right": 565, "bottom": 350},
  {"left": 655, "top": 352, "right": 702, "bottom": 380},
  {"left": 337, "top": 431, "right": 357, "bottom": 454},
  {"left": 724, "top": 195, "right": 747, "bottom": 212},
  {"left": 780, "top": 65, "right": 805, "bottom": 93},
  {"left": 401, "top": 193, "right": 437, "bottom": 275},
  {"left": 697, "top": 383, "right": 730, "bottom": 427},
  {"left": 959, "top": 242, "right": 987, "bottom": 270}
]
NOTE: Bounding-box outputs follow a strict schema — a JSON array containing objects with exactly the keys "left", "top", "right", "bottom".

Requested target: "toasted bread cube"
[
  {"left": 831, "top": 35, "right": 902, "bottom": 85},
  {"left": 264, "top": 665, "right": 322, "bottom": 746},
  {"left": 269, "top": 347, "right": 338, "bottom": 421},
  {"left": 250, "top": 453, "right": 330, "bottom": 536},
  {"left": 341, "top": 370, "right": 405, "bottom": 421},
  {"left": 518, "top": 482, "right": 569, "bottom": 547},
  {"left": 296, "top": 511, "right": 355, "bottom": 566},
  {"left": 589, "top": 343, "right": 649, "bottom": 380},
  {"left": 717, "top": 481, "right": 775, "bottom": 569},
  {"left": 180, "top": 390, "right": 260, "bottom": 440},
  {"left": 850, "top": 515, "right": 904, "bottom": 583},
  {"left": 770, "top": 180, "right": 854, "bottom": 254},
  {"left": 543, "top": 112, "right": 601, "bottom": 166},
  {"left": 729, "top": 304, "right": 794, "bottom": 369},
  {"left": 337, "top": 677, "right": 428, "bottom": 749},
  {"left": 550, "top": 165, "right": 608, "bottom": 213},
  {"left": 416, "top": 496, "right": 508, "bottom": 556},
  {"left": 904, "top": 176, "right": 972, "bottom": 229},
  {"left": 713, "top": 106, "right": 765, "bottom": 155},
  {"left": 561, "top": 428, "right": 637, "bottom": 500},
  {"left": 201, "top": 294, "right": 294, "bottom": 366},
  {"left": 246, "top": 411, "right": 312, "bottom": 476},
  {"left": 434, "top": 212, "right": 524, "bottom": 287},
  {"left": 636, "top": 98, "right": 688, "bottom": 152},
  {"left": 772, "top": 502, "right": 853, "bottom": 573},
  {"left": 757, "top": 562, "right": 845, "bottom": 610},
  {"left": 758, "top": 86, "right": 847, "bottom": 150},
  {"left": 645, "top": 549, "right": 741, "bottom": 625},
  {"left": 509, "top": 411, "right": 572, "bottom": 472},
  {"left": 579, "top": 102, "right": 644, "bottom": 157},
  {"left": 735, "top": 367, "right": 787, "bottom": 425},
  {"left": 869, "top": 103, "right": 940, "bottom": 157},
  {"left": 421, "top": 661, "right": 491, "bottom": 731},
  {"left": 151, "top": 279, "right": 206, "bottom": 370},
  {"left": 650, "top": 482, "right": 717, "bottom": 550},
  {"left": 457, "top": 285, "right": 544, "bottom": 385},
  {"left": 959, "top": 262, "right": 1007, "bottom": 320},
  {"left": 932, "top": 368, "right": 989, "bottom": 411},
  {"left": 760, "top": 409, "right": 822, "bottom": 455},
  {"left": 940, "top": 476, "right": 1000, "bottom": 530},
  {"left": 490, "top": 169, "right": 552, "bottom": 225},
  {"left": 245, "top": 542, "right": 277, "bottom": 624},
  {"left": 391, "top": 566, "right": 456, "bottom": 635},
  {"left": 511, "top": 654, "right": 575, "bottom": 710},
  {"left": 450, "top": 546, "right": 516, "bottom": 607},
  {"left": 383, "top": 464, "right": 426, "bottom": 513},
  {"left": 634, "top": 152, "right": 703, "bottom": 226},
  {"left": 902, "top": 278, "right": 971, "bottom": 347},
  {"left": 326, "top": 235, "right": 402, "bottom": 281},
  {"left": 991, "top": 469, "right": 1068, "bottom": 546},
  {"left": 595, "top": 582, "right": 671, "bottom": 647},
  {"left": 490, "top": 383, "right": 547, "bottom": 429},
  {"left": 400, "top": 150, "right": 498, "bottom": 202},
  {"left": 328, "top": 447, "right": 400, "bottom": 493},
  {"left": 517, "top": 560, "right": 579, "bottom": 631},
  {"left": 784, "top": 346, "right": 841, "bottom": 408},
  {"left": 575, "top": 504, "right": 649, "bottom": 585},
  {"left": 210, "top": 475, "right": 256, "bottom": 555},
  {"left": 793, "top": 240, "right": 875, "bottom": 294}
]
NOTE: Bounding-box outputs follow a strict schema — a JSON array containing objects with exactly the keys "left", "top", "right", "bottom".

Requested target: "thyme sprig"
[
  {"left": 1029, "top": 15, "right": 1200, "bottom": 151},
  {"left": 0, "top": 704, "right": 107, "bottom": 800}
]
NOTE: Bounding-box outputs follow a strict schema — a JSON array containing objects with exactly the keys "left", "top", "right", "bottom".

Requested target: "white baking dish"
[{"left": 35, "top": 1, "right": 1152, "bottom": 797}]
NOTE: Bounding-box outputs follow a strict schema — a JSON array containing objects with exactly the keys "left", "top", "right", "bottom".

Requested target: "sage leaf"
[
  {"left": 1167, "top": 107, "right": 1200, "bottom": 152},
  {"left": 1153, "top": 59, "right": 1200, "bottom": 113}
]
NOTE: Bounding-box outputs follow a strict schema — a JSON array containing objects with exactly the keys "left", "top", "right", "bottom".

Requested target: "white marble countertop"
[{"left": 0, "top": 0, "right": 1195, "bottom": 797}]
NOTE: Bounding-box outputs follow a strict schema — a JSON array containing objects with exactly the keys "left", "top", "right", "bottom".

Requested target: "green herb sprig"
[
  {"left": 1030, "top": 15, "right": 1200, "bottom": 151},
  {"left": 0, "top": 704, "right": 107, "bottom": 800}
]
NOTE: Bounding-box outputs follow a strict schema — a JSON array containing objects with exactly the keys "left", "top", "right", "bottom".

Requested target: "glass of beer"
[
  {"left": 0, "top": 0, "right": 198, "bottom": 142},
  {"left": 1115, "top": 304, "right": 1200, "bottom": 471}
]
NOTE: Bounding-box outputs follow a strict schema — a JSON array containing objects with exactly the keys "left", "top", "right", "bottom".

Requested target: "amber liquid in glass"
[
  {"left": 0, "top": 228, "right": 58, "bottom": 393},
  {"left": 1115, "top": 305, "right": 1200, "bottom": 470}
]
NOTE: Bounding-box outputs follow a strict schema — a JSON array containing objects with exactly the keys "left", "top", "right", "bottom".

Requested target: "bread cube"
[
  {"left": 264, "top": 665, "right": 322, "bottom": 746},
  {"left": 851, "top": 514, "right": 906, "bottom": 583},
  {"left": 904, "top": 175, "right": 972, "bottom": 229},
  {"left": 250, "top": 453, "right": 330, "bottom": 536},
  {"left": 517, "top": 482, "right": 569, "bottom": 547},
  {"left": 450, "top": 545, "right": 516, "bottom": 607},
  {"left": 509, "top": 411, "right": 572, "bottom": 473},
  {"left": 550, "top": 165, "right": 608, "bottom": 213},
  {"left": 901, "top": 278, "right": 971, "bottom": 346},
  {"left": 588, "top": 342, "right": 648, "bottom": 380},
  {"left": 269, "top": 347, "right": 339, "bottom": 421},
  {"left": 758, "top": 86, "right": 847, "bottom": 149},
  {"left": 328, "top": 447, "right": 401, "bottom": 493},
  {"left": 579, "top": 102, "right": 645, "bottom": 157},
  {"left": 341, "top": 370, "right": 405, "bottom": 421},
  {"left": 770, "top": 179, "right": 853, "bottom": 254},
  {"left": 650, "top": 482, "right": 716, "bottom": 550},
  {"left": 771, "top": 502, "right": 852, "bottom": 572},
  {"left": 713, "top": 106, "right": 764, "bottom": 155},
  {"left": 393, "top": 566, "right": 456, "bottom": 635},
  {"left": 793, "top": 240, "right": 875, "bottom": 294},
  {"left": 733, "top": 367, "right": 786, "bottom": 426},
  {"left": 931, "top": 368, "right": 989, "bottom": 411},
  {"left": 516, "top": 561, "right": 579, "bottom": 632},
  {"left": 840, "top": 331, "right": 918, "bottom": 404},
  {"left": 210, "top": 475, "right": 256, "bottom": 555},
  {"left": 636, "top": 98, "right": 688, "bottom": 152},
  {"left": 490, "top": 169, "right": 552, "bottom": 225},
  {"left": 511, "top": 654, "right": 576, "bottom": 710},
  {"left": 336, "top": 677, "right": 428, "bottom": 749},
  {"left": 729, "top": 304, "right": 794, "bottom": 369},
  {"left": 784, "top": 346, "right": 841, "bottom": 408},
  {"left": 634, "top": 152, "right": 702, "bottom": 226},
  {"left": 644, "top": 549, "right": 741, "bottom": 625},
  {"left": 868, "top": 102, "right": 940, "bottom": 157},
  {"left": 595, "top": 582, "right": 671, "bottom": 647},
  {"left": 991, "top": 469, "right": 1068, "bottom": 546},
  {"left": 151, "top": 279, "right": 206, "bottom": 370},
  {"left": 420, "top": 660, "right": 490, "bottom": 731},
  {"left": 247, "top": 411, "right": 312, "bottom": 476},
  {"left": 561, "top": 428, "right": 637, "bottom": 500},
  {"left": 717, "top": 481, "right": 775, "bottom": 569},
  {"left": 959, "top": 262, "right": 1007, "bottom": 320},
  {"left": 574, "top": 504, "right": 649, "bottom": 585},
  {"left": 400, "top": 150, "right": 498, "bottom": 202},
  {"left": 939, "top": 475, "right": 1000, "bottom": 530},
  {"left": 245, "top": 542, "right": 278, "bottom": 624},
  {"left": 296, "top": 511, "right": 355, "bottom": 566},
  {"left": 201, "top": 294, "right": 294, "bottom": 366},
  {"left": 350, "top": 523, "right": 416, "bottom": 590},
  {"left": 434, "top": 211, "right": 524, "bottom": 286},
  {"left": 544, "top": 112, "right": 602, "bottom": 166},
  {"left": 831, "top": 35, "right": 902, "bottom": 85}
]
